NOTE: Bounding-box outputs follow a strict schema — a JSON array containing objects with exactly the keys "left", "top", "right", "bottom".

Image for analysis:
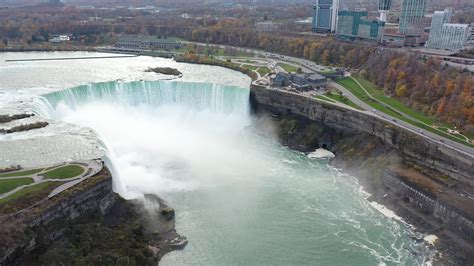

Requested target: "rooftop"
[{"left": 117, "top": 36, "right": 181, "bottom": 43}]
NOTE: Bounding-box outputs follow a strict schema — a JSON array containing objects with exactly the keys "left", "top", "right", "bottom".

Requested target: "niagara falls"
[{"left": 0, "top": 52, "right": 436, "bottom": 265}]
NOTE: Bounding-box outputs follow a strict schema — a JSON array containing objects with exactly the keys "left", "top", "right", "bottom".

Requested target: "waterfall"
[
  {"left": 34, "top": 80, "right": 251, "bottom": 119},
  {"left": 30, "top": 80, "right": 251, "bottom": 197}
]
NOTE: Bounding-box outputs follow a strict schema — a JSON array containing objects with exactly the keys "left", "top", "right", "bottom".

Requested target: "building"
[
  {"left": 426, "top": 9, "right": 470, "bottom": 52},
  {"left": 115, "top": 36, "right": 182, "bottom": 50},
  {"left": 271, "top": 72, "right": 327, "bottom": 91},
  {"left": 378, "top": 0, "right": 392, "bottom": 22},
  {"left": 337, "top": 10, "right": 385, "bottom": 42},
  {"left": 427, "top": 24, "right": 470, "bottom": 52},
  {"left": 469, "top": 23, "right": 474, "bottom": 45},
  {"left": 256, "top": 21, "right": 279, "bottom": 32},
  {"left": 399, "top": 0, "right": 427, "bottom": 36},
  {"left": 381, "top": 33, "right": 406, "bottom": 47},
  {"left": 49, "top": 35, "right": 70, "bottom": 43},
  {"left": 312, "top": 0, "right": 339, "bottom": 33}
]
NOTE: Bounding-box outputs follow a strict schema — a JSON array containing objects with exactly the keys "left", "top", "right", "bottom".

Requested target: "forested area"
[{"left": 363, "top": 54, "right": 473, "bottom": 131}]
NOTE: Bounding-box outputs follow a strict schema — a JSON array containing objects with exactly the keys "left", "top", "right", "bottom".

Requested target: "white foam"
[
  {"left": 369, "top": 201, "right": 405, "bottom": 223},
  {"left": 308, "top": 148, "right": 335, "bottom": 159},
  {"left": 423, "top": 235, "right": 438, "bottom": 246}
]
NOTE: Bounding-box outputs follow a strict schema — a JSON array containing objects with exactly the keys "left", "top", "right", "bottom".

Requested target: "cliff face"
[
  {"left": 0, "top": 168, "right": 117, "bottom": 265},
  {"left": 250, "top": 86, "right": 474, "bottom": 263},
  {"left": 250, "top": 86, "right": 473, "bottom": 185}
]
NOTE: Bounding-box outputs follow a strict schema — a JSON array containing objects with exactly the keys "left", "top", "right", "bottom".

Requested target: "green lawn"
[
  {"left": 43, "top": 165, "right": 85, "bottom": 180},
  {"left": 353, "top": 76, "right": 437, "bottom": 125},
  {"left": 0, "top": 181, "right": 62, "bottom": 204},
  {"left": 324, "top": 92, "right": 364, "bottom": 110},
  {"left": 242, "top": 64, "right": 258, "bottom": 71},
  {"left": 244, "top": 59, "right": 259, "bottom": 64},
  {"left": 0, "top": 178, "right": 34, "bottom": 194},
  {"left": 315, "top": 95, "right": 336, "bottom": 103},
  {"left": 0, "top": 168, "right": 43, "bottom": 177},
  {"left": 337, "top": 77, "right": 474, "bottom": 147},
  {"left": 319, "top": 70, "right": 337, "bottom": 75},
  {"left": 257, "top": 66, "right": 271, "bottom": 76},
  {"left": 278, "top": 63, "right": 298, "bottom": 73},
  {"left": 0, "top": 181, "right": 64, "bottom": 214}
]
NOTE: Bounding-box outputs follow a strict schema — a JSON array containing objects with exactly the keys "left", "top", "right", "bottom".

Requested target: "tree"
[
  {"left": 322, "top": 49, "right": 330, "bottom": 65},
  {"left": 437, "top": 97, "right": 447, "bottom": 115},
  {"left": 395, "top": 84, "right": 407, "bottom": 97}
]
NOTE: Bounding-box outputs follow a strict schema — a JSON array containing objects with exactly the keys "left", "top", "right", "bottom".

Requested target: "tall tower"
[
  {"left": 378, "top": 0, "right": 392, "bottom": 22},
  {"left": 312, "top": 0, "right": 339, "bottom": 33},
  {"left": 399, "top": 0, "right": 427, "bottom": 36}
]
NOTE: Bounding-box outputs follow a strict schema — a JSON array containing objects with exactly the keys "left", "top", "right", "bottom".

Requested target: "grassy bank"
[
  {"left": 43, "top": 165, "right": 85, "bottom": 180},
  {"left": 0, "top": 181, "right": 63, "bottom": 214},
  {"left": 324, "top": 92, "right": 363, "bottom": 110},
  {"left": 0, "top": 168, "right": 43, "bottom": 178},
  {"left": 0, "top": 178, "right": 34, "bottom": 194},
  {"left": 278, "top": 63, "right": 298, "bottom": 73},
  {"left": 337, "top": 77, "right": 474, "bottom": 148}
]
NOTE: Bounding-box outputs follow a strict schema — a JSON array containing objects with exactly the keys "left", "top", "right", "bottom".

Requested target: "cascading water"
[
  {"left": 34, "top": 80, "right": 251, "bottom": 197},
  {"left": 29, "top": 79, "right": 433, "bottom": 265}
]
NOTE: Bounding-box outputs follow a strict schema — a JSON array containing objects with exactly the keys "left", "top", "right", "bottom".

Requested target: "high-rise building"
[
  {"left": 378, "top": 0, "right": 392, "bottom": 22},
  {"left": 312, "top": 0, "right": 339, "bottom": 33},
  {"left": 399, "top": 0, "right": 427, "bottom": 36},
  {"left": 426, "top": 9, "right": 470, "bottom": 52},
  {"left": 337, "top": 10, "right": 385, "bottom": 42}
]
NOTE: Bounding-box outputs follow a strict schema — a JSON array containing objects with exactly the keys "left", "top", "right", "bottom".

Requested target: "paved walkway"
[
  {"left": 48, "top": 160, "right": 103, "bottom": 198},
  {"left": 0, "top": 160, "right": 103, "bottom": 199}
]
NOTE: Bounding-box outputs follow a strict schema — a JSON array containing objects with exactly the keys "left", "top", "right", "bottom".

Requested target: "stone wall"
[
  {"left": 250, "top": 86, "right": 474, "bottom": 185},
  {"left": 383, "top": 169, "right": 474, "bottom": 241}
]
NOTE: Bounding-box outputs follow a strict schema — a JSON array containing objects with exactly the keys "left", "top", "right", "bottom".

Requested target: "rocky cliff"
[
  {"left": 0, "top": 167, "right": 186, "bottom": 265},
  {"left": 250, "top": 86, "right": 473, "bottom": 185},
  {"left": 0, "top": 167, "right": 117, "bottom": 265}
]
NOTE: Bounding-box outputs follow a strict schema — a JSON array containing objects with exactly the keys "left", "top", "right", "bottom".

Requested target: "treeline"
[
  {"left": 175, "top": 53, "right": 257, "bottom": 80},
  {"left": 363, "top": 53, "right": 473, "bottom": 131},
  {"left": 157, "top": 20, "right": 374, "bottom": 68},
  {"left": 156, "top": 20, "right": 473, "bottom": 132}
]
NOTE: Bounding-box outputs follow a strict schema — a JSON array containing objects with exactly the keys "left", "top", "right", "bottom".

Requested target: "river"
[{"left": 0, "top": 52, "right": 432, "bottom": 265}]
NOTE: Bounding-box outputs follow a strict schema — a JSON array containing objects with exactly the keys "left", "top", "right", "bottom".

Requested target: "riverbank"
[{"left": 250, "top": 90, "right": 474, "bottom": 265}]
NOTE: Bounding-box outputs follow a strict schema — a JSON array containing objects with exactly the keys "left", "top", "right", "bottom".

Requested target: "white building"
[
  {"left": 469, "top": 23, "right": 474, "bottom": 45},
  {"left": 49, "top": 35, "right": 70, "bottom": 43},
  {"left": 256, "top": 21, "right": 279, "bottom": 32},
  {"left": 426, "top": 9, "right": 470, "bottom": 52}
]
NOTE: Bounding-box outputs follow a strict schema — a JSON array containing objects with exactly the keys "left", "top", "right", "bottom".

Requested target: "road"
[
  {"left": 331, "top": 81, "right": 474, "bottom": 157},
  {"left": 183, "top": 41, "right": 474, "bottom": 157}
]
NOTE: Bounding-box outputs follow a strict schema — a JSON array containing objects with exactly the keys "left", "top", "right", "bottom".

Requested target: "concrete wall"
[
  {"left": 250, "top": 86, "right": 473, "bottom": 185},
  {"left": 383, "top": 169, "right": 474, "bottom": 240}
]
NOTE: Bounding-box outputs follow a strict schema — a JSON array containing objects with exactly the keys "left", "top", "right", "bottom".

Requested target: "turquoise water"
[{"left": 35, "top": 80, "right": 430, "bottom": 265}]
